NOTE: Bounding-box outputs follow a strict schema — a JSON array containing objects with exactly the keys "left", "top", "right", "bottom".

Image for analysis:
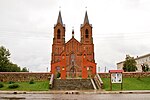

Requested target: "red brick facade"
[{"left": 51, "top": 11, "right": 96, "bottom": 79}]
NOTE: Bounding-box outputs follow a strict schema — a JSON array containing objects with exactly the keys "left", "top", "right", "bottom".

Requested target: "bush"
[
  {"left": 8, "top": 84, "right": 19, "bottom": 89},
  {"left": 8, "top": 81, "right": 15, "bottom": 84},
  {"left": 29, "top": 79, "right": 35, "bottom": 84},
  {"left": 0, "top": 83, "right": 4, "bottom": 88}
]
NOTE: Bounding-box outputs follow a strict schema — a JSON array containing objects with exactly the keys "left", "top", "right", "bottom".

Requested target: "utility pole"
[
  {"left": 105, "top": 66, "right": 107, "bottom": 72},
  {"left": 47, "top": 67, "right": 48, "bottom": 72}
]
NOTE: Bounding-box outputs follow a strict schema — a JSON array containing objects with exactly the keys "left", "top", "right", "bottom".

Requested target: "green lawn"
[
  {"left": 0, "top": 81, "right": 49, "bottom": 91},
  {"left": 1, "top": 78, "right": 150, "bottom": 91},
  {"left": 102, "top": 77, "right": 150, "bottom": 91}
]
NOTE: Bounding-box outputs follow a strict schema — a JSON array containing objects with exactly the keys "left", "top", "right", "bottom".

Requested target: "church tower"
[
  {"left": 80, "top": 11, "right": 95, "bottom": 62},
  {"left": 80, "top": 11, "right": 93, "bottom": 44},
  {"left": 53, "top": 11, "right": 65, "bottom": 44},
  {"left": 51, "top": 11, "right": 65, "bottom": 63}
]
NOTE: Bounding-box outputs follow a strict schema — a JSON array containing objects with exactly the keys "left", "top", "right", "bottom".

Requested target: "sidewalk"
[{"left": 0, "top": 90, "right": 150, "bottom": 94}]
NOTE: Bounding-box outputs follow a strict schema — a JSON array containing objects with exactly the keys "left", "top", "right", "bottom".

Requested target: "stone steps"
[{"left": 52, "top": 79, "right": 94, "bottom": 90}]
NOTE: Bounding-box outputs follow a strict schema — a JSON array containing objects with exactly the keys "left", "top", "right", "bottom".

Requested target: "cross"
[
  {"left": 59, "top": 6, "right": 61, "bottom": 10},
  {"left": 85, "top": 6, "right": 87, "bottom": 10}
]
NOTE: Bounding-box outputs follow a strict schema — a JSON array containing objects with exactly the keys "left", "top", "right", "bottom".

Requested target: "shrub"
[
  {"left": 8, "top": 84, "right": 19, "bottom": 89},
  {"left": 8, "top": 81, "right": 15, "bottom": 84},
  {"left": 0, "top": 83, "right": 4, "bottom": 88},
  {"left": 29, "top": 79, "right": 35, "bottom": 84}
]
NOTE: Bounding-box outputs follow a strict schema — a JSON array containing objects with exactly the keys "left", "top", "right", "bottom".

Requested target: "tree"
[
  {"left": 141, "top": 64, "right": 149, "bottom": 72},
  {"left": 123, "top": 55, "right": 137, "bottom": 72},
  {"left": 0, "top": 46, "right": 10, "bottom": 71},
  {"left": 0, "top": 46, "right": 21, "bottom": 72},
  {"left": 7, "top": 63, "right": 21, "bottom": 72},
  {"left": 21, "top": 67, "right": 28, "bottom": 72}
]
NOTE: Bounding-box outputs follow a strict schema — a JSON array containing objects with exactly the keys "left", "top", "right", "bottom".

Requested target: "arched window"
[
  {"left": 85, "top": 29, "right": 89, "bottom": 38},
  {"left": 57, "top": 29, "right": 61, "bottom": 39}
]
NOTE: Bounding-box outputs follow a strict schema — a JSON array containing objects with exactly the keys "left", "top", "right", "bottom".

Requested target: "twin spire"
[
  {"left": 83, "top": 11, "right": 89, "bottom": 25},
  {"left": 56, "top": 11, "right": 90, "bottom": 38},
  {"left": 57, "top": 11, "right": 63, "bottom": 25},
  {"left": 56, "top": 11, "right": 89, "bottom": 25}
]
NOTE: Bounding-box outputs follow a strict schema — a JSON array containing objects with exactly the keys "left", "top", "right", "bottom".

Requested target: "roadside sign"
[
  {"left": 109, "top": 70, "right": 124, "bottom": 90},
  {"left": 111, "top": 73, "right": 122, "bottom": 83}
]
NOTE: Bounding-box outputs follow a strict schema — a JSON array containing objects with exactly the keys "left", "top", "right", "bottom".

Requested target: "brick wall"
[
  {"left": 0, "top": 72, "right": 51, "bottom": 82},
  {"left": 0, "top": 72, "right": 149, "bottom": 82},
  {"left": 99, "top": 72, "right": 150, "bottom": 78}
]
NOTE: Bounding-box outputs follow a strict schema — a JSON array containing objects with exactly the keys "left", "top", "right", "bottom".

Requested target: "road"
[{"left": 0, "top": 93, "right": 150, "bottom": 100}]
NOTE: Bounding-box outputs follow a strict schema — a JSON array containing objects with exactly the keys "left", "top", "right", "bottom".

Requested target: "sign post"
[{"left": 109, "top": 70, "right": 123, "bottom": 91}]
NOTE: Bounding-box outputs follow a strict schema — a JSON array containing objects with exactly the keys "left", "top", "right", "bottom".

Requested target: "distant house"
[{"left": 117, "top": 53, "right": 150, "bottom": 72}]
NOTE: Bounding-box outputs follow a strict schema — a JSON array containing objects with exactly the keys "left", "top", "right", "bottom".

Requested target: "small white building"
[{"left": 117, "top": 53, "right": 150, "bottom": 72}]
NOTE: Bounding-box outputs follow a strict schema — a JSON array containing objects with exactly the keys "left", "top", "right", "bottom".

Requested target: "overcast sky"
[{"left": 0, "top": 0, "right": 150, "bottom": 72}]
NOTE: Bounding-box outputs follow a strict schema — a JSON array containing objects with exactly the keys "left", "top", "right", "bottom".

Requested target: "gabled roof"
[{"left": 66, "top": 37, "right": 81, "bottom": 45}]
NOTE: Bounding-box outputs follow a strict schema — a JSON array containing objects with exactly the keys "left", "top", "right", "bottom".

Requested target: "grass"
[
  {"left": 0, "top": 81, "right": 49, "bottom": 91},
  {"left": 1, "top": 78, "right": 150, "bottom": 91},
  {"left": 102, "top": 77, "right": 150, "bottom": 91}
]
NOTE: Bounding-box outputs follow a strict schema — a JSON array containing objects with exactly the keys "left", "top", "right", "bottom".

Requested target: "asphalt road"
[{"left": 0, "top": 94, "right": 150, "bottom": 100}]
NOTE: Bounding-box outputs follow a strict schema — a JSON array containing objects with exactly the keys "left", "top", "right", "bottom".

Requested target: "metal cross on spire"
[{"left": 72, "top": 27, "right": 74, "bottom": 38}]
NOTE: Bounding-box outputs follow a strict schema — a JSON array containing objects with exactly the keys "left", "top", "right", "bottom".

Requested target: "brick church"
[{"left": 51, "top": 11, "right": 96, "bottom": 79}]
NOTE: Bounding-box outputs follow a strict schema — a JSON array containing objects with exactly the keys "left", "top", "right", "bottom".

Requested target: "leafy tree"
[
  {"left": 123, "top": 55, "right": 137, "bottom": 72},
  {"left": 141, "top": 64, "right": 149, "bottom": 72},
  {"left": 0, "top": 46, "right": 10, "bottom": 71},
  {"left": 21, "top": 67, "right": 28, "bottom": 72},
  {"left": 0, "top": 46, "right": 21, "bottom": 72},
  {"left": 7, "top": 63, "right": 21, "bottom": 72}
]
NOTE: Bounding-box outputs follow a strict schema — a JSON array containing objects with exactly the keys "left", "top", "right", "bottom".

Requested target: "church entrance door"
[
  {"left": 55, "top": 66, "right": 61, "bottom": 78},
  {"left": 69, "top": 53, "right": 76, "bottom": 78}
]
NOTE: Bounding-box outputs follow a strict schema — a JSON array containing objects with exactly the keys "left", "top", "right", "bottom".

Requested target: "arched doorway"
[
  {"left": 55, "top": 66, "right": 61, "bottom": 78},
  {"left": 69, "top": 66, "right": 76, "bottom": 78},
  {"left": 69, "top": 53, "right": 76, "bottom": 78}
]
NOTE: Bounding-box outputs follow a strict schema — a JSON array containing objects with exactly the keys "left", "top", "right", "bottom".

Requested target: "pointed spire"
[
  {"left": 72, "top": 27, "right": 74, "bottom": 38},
  {"left": 83, "top": 11, "right": 89, "bottom": 25},
  {"left": 57, "top": 11, "right": 63, "bottom": 25}
]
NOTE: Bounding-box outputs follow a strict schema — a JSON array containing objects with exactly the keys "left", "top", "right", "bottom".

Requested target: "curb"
[{"left": 0, "top": 90, "right": 150, "bottom": 94}]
